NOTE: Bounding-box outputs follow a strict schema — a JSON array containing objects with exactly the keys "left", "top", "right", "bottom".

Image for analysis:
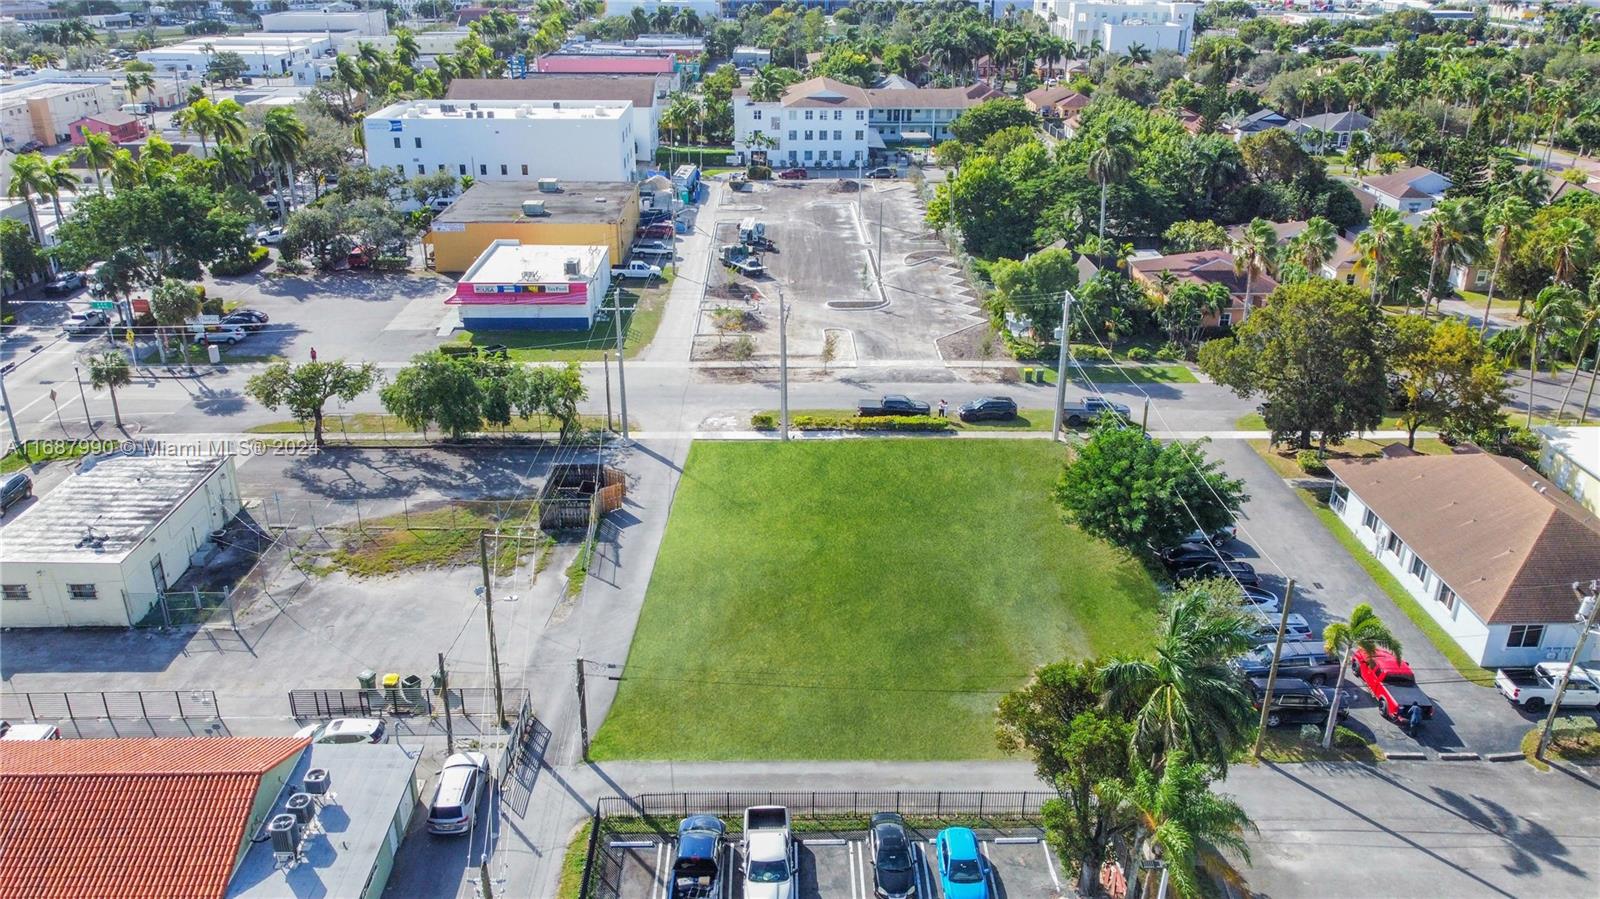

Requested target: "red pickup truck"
[{"left": 1353, "top": 647, "right": 1435, "bottom": 722}]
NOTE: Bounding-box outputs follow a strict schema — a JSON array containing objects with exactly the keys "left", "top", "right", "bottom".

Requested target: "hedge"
[
  {"left": 792, "top": 414, "right": 953, "bottom": 432},
  {"left": 210, "top": 246, "right": 269, "bottom": 277},
  {"left": 655, "top": 145, "right": 738, "bottom": 168}
]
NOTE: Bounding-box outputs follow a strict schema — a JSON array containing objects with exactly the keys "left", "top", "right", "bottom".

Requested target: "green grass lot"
[
  {"left": 591, "top": 440, "right": 1163, "bottom": 760},
  {"left": 1293, "top": 487, "right": 1494, "bottom": 688},
  {"left": 1456, "top": 290, "right": 1527, "bottom": 317},
  {"left": 452, "top": 282, "right": 668, "bottom": 362},
  {"left": 760, "top": 409, "right": 1055, "bottom": 431},
  {"left": 1037, "top": 362, "right": 1197, "bottom": 386},
  {"left": 0, "top": 440, "right": 124, "bottom": 474},
  {"left": 1247, "top": 436, "right": 1451, "bottom": 480},
  {"left": 246, "top": 412, "right": 627, "bottom": 437}
]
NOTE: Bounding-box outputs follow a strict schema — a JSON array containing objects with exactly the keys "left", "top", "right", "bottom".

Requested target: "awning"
[
  {"left": 898, "top": 130, "right": 934, "bottom": 144},
  {"left": 867, "top": 130, "right": 887, "bottom": 149}
]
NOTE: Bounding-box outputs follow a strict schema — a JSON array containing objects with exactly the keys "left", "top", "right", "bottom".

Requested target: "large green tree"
[
  {"left": 247, "top": 360, "right": 381, "bottom": 446},
  {"left": 1198, "top": 281, "right": 1389, "bottom": 450},
  {"left": 52, "top": 182, "right": 252, "bottom": 286},
  {"left": 988, "top": 248, "right": 1078, "bottom": 336},
  {"left": 1055, "top": 422, "right": 1246, "bottom": 556},
  {"left": 1096, "top": 752, "right": 1256, "bottom": 899},
  {"left": 0, "top": 218, "right": 47, "bottom": 290},
  {"left": 1388, "top": 316, "right": 1507, "bottom": 447},
  {"left": 948, "top": 97, "right": 1040, "bottom": 145}
]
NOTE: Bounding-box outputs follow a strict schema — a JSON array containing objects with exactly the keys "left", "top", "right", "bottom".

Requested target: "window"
[
  {"left": 1219, "top": 311, "right": 1232, "bottom": 326},
  {"left": 392, "top": 136, "right": 401, "bottom": 148},
  {"left": 1436, "top": 584, "right": 1457, "bottom": 611},
  {"left": 67, "top": 584, "right": 97, "bottom": 601},
  {"left": 1362, "top": 509, "right": 1379, "bottom": 531},
  {"left": 804, "top": 110, "right": 814, "bottom": 120},
  {"left": 1345, "top": 273, "right": 1356, "bottom": 285},
  {"left": 788, "top": 130, "right": 797, "bottom": 140},
  {"left": 804, "top": 130, "right": 813, "bottom": 141},
  {"left": 479, "top": 164, "right": 487, "bottom": 175},
  {"left": 414, "top": 137, "right": 422, "bottom": 148},
  {"left": 500, "top": 164, "right": 508, "bottom": 176},
  {"left": 1408, "top": 554, "right": 1429, "bottom": 583},
  {"left": 855, "top": 130, "right": 864, "bottom": 140},
  {"left": 437, "top": 164, "right": 444, "bottom": 172},
  {"left": 1330, "top": 482, "right": 1348, "bottom": 513},
  {"left": 788, "top": 110, "right": 797, "bottom": 120},
  {"left": 803, "top": 150, "right": 814, "bottom": 161},
  {"left": 459, "top": 164, "right": 467, "bottom": 175},
  {"left": 2, "top": 585, "right": 27, "bottom": 601},
  {"left": 856, "top": 110, "right": 864, "bottom": 120},
  {"left": 394, "top": 165, "right": 404, "bottom": 175},
  {"left": 832, "top": 149, "right": 841, "bottom": 160},
  {"left": 1507, "top": 625, "right": 1544, "bottom": 648},
  {"left": 521, "top": 164, "right": 529, "bottom": 175},
  {"left": 832, "top": 130, "right": 841, "bottom": 141},
  {"left": 1474, "top": 269, "right": 1488, "bottom": 286},
  {"left": 416, "top": 164, "right": 425, "bottom": 174},
  {"left": 752, "top": 109, "right": 762, "bottom": 120},
  {"left": 833, "top": 110, "right": 841, "bottom": 120},
  {"left": 1385, "top": 532, "right": 1403, "bottom": 556}
]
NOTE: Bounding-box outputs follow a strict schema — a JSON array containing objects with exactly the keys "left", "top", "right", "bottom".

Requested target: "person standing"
[{"left": 938, "top": 399, "right": 948, "bottom": 418}]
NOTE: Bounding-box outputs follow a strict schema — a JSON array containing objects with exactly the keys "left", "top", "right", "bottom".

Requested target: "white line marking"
[
  {"left": 808, "top": 838, "right": 848, "bottom": 846},
  {"left": 723, "top": 841, "right": 734, "bottom": 899},
  {"left": 1042, "top": 840, "right": 1062, "bottom": 895},
  {"left": 609, "top": 841, "right": 656, "bottom": 849},
  {"left": 849, "top": 841, "right": 861, "bottom": 899},
  {"left": 993, "top": 837, "right": 1040, "bottom": 844},
  {"left": 653, "top": 841, "right": 667, "bottom": 899},
  {"left": 981, "top": 840, "right": 997, "bottom": 897}
]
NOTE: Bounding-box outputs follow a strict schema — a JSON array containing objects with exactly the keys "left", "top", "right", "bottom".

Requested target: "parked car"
[
  {"left": 612, "top": 260, "right": 663, "bottom": 280},
  {"left": 0, "top": 723, "right": 61, "bottom": 740},
  {"left": 633, "top": 240, "right": 673, "bottom": 256},
  {"left": 426, "top": 751, "right": 491, "bottom": 835},
  {"left": 1230, "top": 641, "right": 1343, "bottom": 686},
  {"left": 347, "top": 246, "right": 372, "bottom": 269},
  {"left": 1248, "top": 676, "right": 1347, "bottom": 728},
  {"left": 293, "top": 718, "right": 386, "bottom": 744},
  {"left": 639, "top": 208, "right": 673, "bottom": 225},
  {"left": 427, "top": 196, "right": 456, "bottom": 212},
  {"left": 958, "top": 395, "right": 1017, "bottom": 422},
  {"left": 1237, "top": 585, "right": 1281, "bottom": 615},
  {"left": 934, "top": 827, "right": 990, "bottom": 899},
  {"left": 670, "top": 815, "right": 726, "bottom": 899},
  {"left": 1247, "top": 613, "right": 1315, "bottom": 645},
  {"left": 637, "top": 222, "right": 675, "bottom": 239},
  {"left": 258, "top": 226, "right": 284, "bottom": 245},
  {"left": 777, "top": 167, "right": 808, "bottom": 180},
  {"left": 1160, "top": 542, "right": 1235, "bottom": 571},
  {"left": 869, "top": 812, "right": 917, "bottom": 899},
  {"left": 1, "top": 473, "right": 33, "bottom": 515},
  {"left": 1183, "top": 525, "right": 1238, "bottom": 548},
  {"left": 63, "top": 310, "right": 109, "bottom": 336},
  {"left": 865, "top": 167, "right": 897, "bottom": 179},
  {"left": 1172, "top": 558, "right": 1259, "bottom": 587},
  {"left": 740, "top": 806, "right": 797, "bottom": 898},
  {"left": 44, "top": 272, "right": 85, "bottom": 294},
  {"left": 1496, "top": 662, "right": 1600, "bottom": 712},
  {"left": 724, "top": 255, "right": 766, "bottom": 277},
  {"left": 1352, "top": 647, "right": 1435, "bottom": 722},
  {"left": 221, "top": 309, "right": 269, "bottom": 330},
  {"left": 858, "top": 394, "right": 930, "bottom": 417},
  {"left": 196, "top": 325, "right": 248, "bottom": 345},
  {"left": 1061, "top": 396, "right": 1130, "bottom": 427}
]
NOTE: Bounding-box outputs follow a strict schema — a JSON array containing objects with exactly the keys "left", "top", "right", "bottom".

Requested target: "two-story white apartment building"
[
  {"left": 1033, "top": 0, "right": 1199, "bottom": 55},
  {"left": 733, "top": 77, "right": 1000, "bottom": 168},
  {"left": 363, "top": 98, "right": 637, "bottom": 182},
  {"left": 1326, "top": 450, "right": 1600, "bottom": 668}
]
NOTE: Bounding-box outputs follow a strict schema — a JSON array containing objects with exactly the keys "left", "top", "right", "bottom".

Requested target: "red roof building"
[{"left": 68, "top": 110, "right": 146, "bottom": 146}]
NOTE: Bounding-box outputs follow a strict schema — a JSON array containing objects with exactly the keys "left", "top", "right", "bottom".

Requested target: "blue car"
[{"left": 934, "top": 827, "right": 990, "bottom": 899}]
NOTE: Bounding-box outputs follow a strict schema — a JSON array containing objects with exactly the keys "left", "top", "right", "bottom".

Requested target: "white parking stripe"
[
  {"left": 723, "top": 841, "right": 734, "bottom": 899},
  {"left": 653, "top": 841, "right": 667, "bottom": 899},
  {"left": 1042, "top": 840, "right": 1062, "bottom": 895},
  {"left": 918, "top": 841, "right": 934, "bottom": 899},
  {"left": 980, "top": 840, "right": 997, "bottom": 897},
  {"left": 849, "top": 841, "right": 861, "bottom": 899}
]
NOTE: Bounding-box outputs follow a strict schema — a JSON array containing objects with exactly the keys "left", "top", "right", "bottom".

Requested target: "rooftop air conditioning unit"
[
  {"left": 538, "top": 178, "right": 561, "bottom": 193},
  {"left": 302, "top": 769, "right": 330, "bottom": 795},
  {"left": 286, "top": 792, "right": 317, "bottom": 826},
  {"left": 440, "top": 103, "right": 456, "bottom": 114},
  {"left": 268, "top": 814, "right": 301, "bottom": 856},
  {"left": 521, "top": 199, "right": 547, "bottom": 216}
]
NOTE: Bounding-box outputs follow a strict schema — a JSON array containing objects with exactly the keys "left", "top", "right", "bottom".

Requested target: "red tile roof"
[{"left": 0, "top": 738, "right": 307, "bottom": 899}]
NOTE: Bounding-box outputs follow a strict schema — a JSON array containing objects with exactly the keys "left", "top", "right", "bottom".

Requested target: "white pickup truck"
[
  {"left": 1495, "top": 662, "right": 1600, "bottom": 711},
  {"left": 740, "top": 806, "right": 797, "bottom": 899},
  {"left": 611, "top": 260, "right": 662, "bottom": 280}
]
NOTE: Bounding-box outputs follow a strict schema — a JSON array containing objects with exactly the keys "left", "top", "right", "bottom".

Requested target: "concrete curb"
[
  {"left": 1437, "top": 752, "right": 1482, "bottom": 761},
  {"left": 1386, "top": 751, "right": 1427, "bottom": 760},
  {"left": 1484, "top": 752, "right": 1526, "bottom": 762}
]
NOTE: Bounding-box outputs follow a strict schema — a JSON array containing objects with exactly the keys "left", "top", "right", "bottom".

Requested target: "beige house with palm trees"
[
  {"left": 1128, "top": 250, "right": 1278, "bottom": 326},
  {"left": 1226, "top": 219, "right": 1360, "bottom": 285}
]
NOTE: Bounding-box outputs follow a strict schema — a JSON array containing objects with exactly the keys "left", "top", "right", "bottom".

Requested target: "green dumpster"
[
  {"left": 400, "top": 673, "right": 425, "bottom": 708},
  {"left": 357, "top": 669, "right": 377, "bottom": 690}
]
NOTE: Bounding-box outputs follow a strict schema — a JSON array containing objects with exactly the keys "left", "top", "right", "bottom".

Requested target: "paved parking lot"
[
  {"left": 605, "top": 826, "right": 1059, "bottom": 899},
  {"left": 697, "top": 179, "right": 982, "bottom": 363}
]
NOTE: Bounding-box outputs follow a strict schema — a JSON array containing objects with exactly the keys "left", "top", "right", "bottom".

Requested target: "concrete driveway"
[{"left": 1209, "top": 440, "right": 1539, "bottom": 757}]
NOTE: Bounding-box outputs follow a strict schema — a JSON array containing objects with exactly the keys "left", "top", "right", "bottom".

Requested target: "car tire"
[
  {"left": 1266, "top": 712, "right": 1281, "bottom": 728},
  {"left": 1525, "top": 697, "right": 1546, "bottom": 712},
  {"left": 1067, "top": 415, "right": 1083, "bottom": 427}
]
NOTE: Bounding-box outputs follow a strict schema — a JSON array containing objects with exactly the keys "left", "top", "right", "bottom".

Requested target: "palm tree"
[
  {"left": 1320, "top": 603, "right": 1402, "bottom": 748},
  {"left": 74, "top": 128, "right": 116, "bottom": 193},
  {"left": 1524, "top": 286, "right": 1582, "bottom": 426},
  {"left": 254, "top": 107, "right": 308, "bottom": 222},
  {"left": 1422, "top": 198, "right": 1482, "bottom": 317},
  {"left": 1096, "top": 753, "right": 1257, "bottom": 899},
  {"left": 393, "top": 28, "right": 420, "bottom": 69},
  {"left": 1126, "top": 42, "right": 1151, "bottom": 65},
  {"left": 1355, "top": 208, "right": 1404, "bottom": 305},
  {"left": 1480, "top": 196, "right": 1532, "bottom": 332},
  {"left": 1100, "top": 583, "right": 1258, "bottom": 772},
  {"left": 1557, "top": 278, "right": 1600, "bottom": 421},
  {"left": 125, "top": 71, "right": 155, "bottom": 107},
  {"left": 1289, "top": 216, "right": 1337, "bottom": 273},
  {"left": 88, "top": 351, "right": 132, "bottom": 431},
  {"left": 33, "top": 154, "right": 78, "bottom": 228},
  {"left": 209, "top": 142, "right": 252, "bottom": 189},
  {"left": 1544, "top": 217, "right": 1596, "bottom": 287},
  {"left": 6, "top": 152, "right": 50, "bottom": 241},
  {"left": 108, "top": 148, "right": 144, "bottom": 191},
  {"left": 1232, "top": 217, "right": 1277, "bottom": 322},
  {"left": 1087, "top": 121, "right": 1136, "bottom": 240}
]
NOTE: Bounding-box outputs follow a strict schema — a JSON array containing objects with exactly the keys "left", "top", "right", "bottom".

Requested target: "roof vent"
[
  {"left": 564, "top": 257, "right": 580, "bottom": 277},
  {"left": 302, "top": 768, "right": 330, "bottom": 795},
  {"left": 538, "top": 178, "right": 561, "bottom": 193},
  {"left": 521, "top": 199, "right": 547, "bottom": 216}
]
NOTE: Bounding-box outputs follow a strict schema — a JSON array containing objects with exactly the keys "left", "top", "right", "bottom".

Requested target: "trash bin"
[
  {"left": 382, "top": 672, "right": 400, "bottom": 707},
  {"left": 357, "top": 669, "right": 377, "bottom": 690},
  {"left": 430, "top": 672, "right": 445, "bottom": 691},
  {"left": 400, "top": 673, "right": 425, "bottom": 710},
  {"left": 1023, "top": 367, "right": 1034, "bottom": 384},
  {"left": 207, "top": 344, "right": 221, "bottom": 365}
]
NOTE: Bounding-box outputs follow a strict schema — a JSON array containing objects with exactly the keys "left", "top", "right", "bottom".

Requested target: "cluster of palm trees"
[
  {"left": 624, "top": 3, "right": 704, "bottom": 38},
  {"left": 23, "top": 18, "right": 99, "bottom": 51}
]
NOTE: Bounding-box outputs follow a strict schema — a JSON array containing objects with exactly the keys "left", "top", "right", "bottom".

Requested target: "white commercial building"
[
  {"left": 337, "top": 29, "right": 473, "bottom": 59},
  {"left": 0, "top": 454, "right": 242, "bottom": 628},
  {"left": 1538, "top": 426, "right": 1600, "bottom": 517},
  {"left": 137, "top": 33, "right": 336, "bottom": 80},
  {"left": 445, "top": 76, "right": 665, "bottom": 164},
  {"left": 364, "top": 99, "right": 637, "bottom": 182},
  {"left": 452, "top": 240, "right": 612, "bottom": 331},
  {"left": 0, "top": 77, "right": 122, "bottom": 148},
  {"left": 1033, "top": 0, "right": 1198, "bottom": 54},
  {"left": 260, "top": 8, "right": 388, "bottom": 34}
]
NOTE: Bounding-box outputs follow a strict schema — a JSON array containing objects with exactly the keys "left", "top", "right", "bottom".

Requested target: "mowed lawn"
[{"left": 590, "top": 440, "right": 1162, "bottom": 760}]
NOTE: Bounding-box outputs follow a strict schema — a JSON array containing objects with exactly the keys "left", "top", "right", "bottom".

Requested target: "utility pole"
[
  {"left": 1140, "top": 397, "right": 1150, "bottom": 433},
  {"left": 74, "top": 365, "right": 94, "bottom": 434},
  {"left": 777, "top": 287, "right": 790, "bottom": 441},
  {"left": 575, "top": 657, "right": 591, "bottom": 761},
  {"left": 477, "top": 534, "right": 507, "bottom": 727},
  {"left": 1050, "top": 290, "right": 1073, "bottom": 441},
  {"left": 0, "top": 370, "right": 26, "bottom": 462},
  {"left": 613, "top": 289, "right": 629, "bottom": 442},
  {"left": 437, "top": 651, "right": 455, "bottom": 751},
  {"left": 479, "top": 856, "right": 494, "bottom": 899},
  {"left": 1536, "top": 580, "right": 1600, "bottom": 759},
  {"left": 602, "top": 351, "right": 614, "bottom": 432},
  {"left": 876, "top": 201, "right": 885, "bottom": 291},
  {"left": 1250, "top": 578, "right": 1297, "bottom": 760}
]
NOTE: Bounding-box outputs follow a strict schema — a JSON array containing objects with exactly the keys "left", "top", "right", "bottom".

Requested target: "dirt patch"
[
  {"left": 707, "top": 282, "right": 761, "bottom": 303},
  {"left": 303, "top": 499, "right": 541, "bottom": 578},
  {"left": 937, "top": 322, "right": 1010, "bottom": 363}
]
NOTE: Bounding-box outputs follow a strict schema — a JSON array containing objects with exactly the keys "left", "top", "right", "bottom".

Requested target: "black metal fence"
[
  {"left": 287, "top": 687, "right": 527, "bottom": 721},
  {"left": 578, "top": 791, "right": 1052, "bottom": 899},
  {"left": 1, "top": 689, "right": 221, "bottom": 722}
]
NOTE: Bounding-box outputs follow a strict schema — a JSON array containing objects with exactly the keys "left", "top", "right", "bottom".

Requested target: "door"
[{"left": 151, "top": 556, "right": 167, "bottom": 595}]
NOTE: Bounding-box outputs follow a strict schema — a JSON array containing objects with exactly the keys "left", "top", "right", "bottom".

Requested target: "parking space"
[
  {"left": 605, "top": 826, "right": 1057, "bottom": 899},
  {"left": 696, "top": 179, "right": 982, "bottom": 363}
]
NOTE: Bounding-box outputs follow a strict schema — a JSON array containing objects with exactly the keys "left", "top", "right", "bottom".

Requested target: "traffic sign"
[{"left": 89, "top": 300, "right": 114, "bottom": 311}]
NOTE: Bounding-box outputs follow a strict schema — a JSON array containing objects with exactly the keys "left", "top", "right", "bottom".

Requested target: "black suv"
[
  {"left": 1172, "top": 558, "right": 1259, "bottom": 586},
  {"left": 1248, "top": 676, "right": 1347, "bottom": 727},
  {"left": 869, "top": 812, "right": 917, "bottom": 899},
  {"left": 958, "top": 396, "right": 1017, "bottom": 422},
  {"left": 0, "top": 473, "right": 31, "bottom": 515},
  {"left": 1160, "top": 542, "right": 1234, "bottom": 571}
]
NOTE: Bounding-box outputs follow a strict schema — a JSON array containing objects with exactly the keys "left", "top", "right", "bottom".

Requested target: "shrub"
[
  {"left": 210, "top": 246, "right": 270, "bottom": 277},
  {"left": 747, "top": 164, "right": 772, "bottom": 180},
  {"left": 792, "top": 415, "right": 952, "bottom": 432},
  {"left": 729, "top": 335, "right": 755, "bottom": 361},
  {"left": 1156, "top": 343, "right": 1184, "bottom": 362},
  {"left": 373, "top": 255, "right": 410, "bottom": 272},
  {"left": 1124, "top": 346, "right": 1152, "bottom": 362},
  {"left": 750, "top": 412, "right": 777, "bottom": 430},
  {"left": 1296, "top": 450, "right": 1329, "bottom": 476},
  {"left": 1072, "top": 345, "right": 1111, "bottom": 362}
]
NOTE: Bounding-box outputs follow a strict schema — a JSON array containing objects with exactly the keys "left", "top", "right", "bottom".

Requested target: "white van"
[
  {"left": 120, "top": 103, "right": 151, "bottom": 116},
  {"left": 1, "top": 723, "right": 62, "bottom": 740}
]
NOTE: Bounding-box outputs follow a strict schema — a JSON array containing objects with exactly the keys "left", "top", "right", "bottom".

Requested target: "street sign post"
[{"left": 89, "top": 300, "right": 115, "bottom": 311}]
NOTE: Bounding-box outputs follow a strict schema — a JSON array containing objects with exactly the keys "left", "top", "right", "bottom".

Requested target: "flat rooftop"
[
  {"left": 464, "top": 242, "right": 609, "bottom": 284},
  {"left": 0, "top": 454, "right": 229, "bottom": 564},
  {"left": 371, "top": 99, "right": 629, "bottom": 121},
  {"left": 1540, "top": 426, "right": 1600, "bottom": 481},
  {"left": 226, "top": 742, "right": 418, "bottom": 899},
  {"left": 435, "top": 181, "right": 634, "bottom": 225},
  {"left": 144, "top": 33, "right": 331, "bottom": 52},
  {"left": 0, "top": 80, "right": 112, "bottom": 101}
]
